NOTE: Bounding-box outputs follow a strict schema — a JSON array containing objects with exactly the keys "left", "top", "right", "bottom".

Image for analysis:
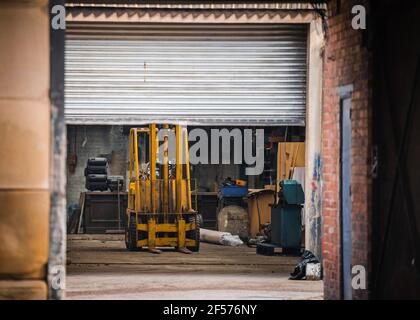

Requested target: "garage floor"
[{"left": 66, "top": 235, "right": 323, "bottom": 300}]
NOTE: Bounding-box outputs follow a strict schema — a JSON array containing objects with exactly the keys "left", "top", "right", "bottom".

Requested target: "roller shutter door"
[{"left": 65, "top": 23, "right": 307, "bottom": 126}]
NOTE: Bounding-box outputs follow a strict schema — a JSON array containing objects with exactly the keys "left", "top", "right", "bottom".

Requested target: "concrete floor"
[{"left": 66, "top": 234, "right": 323, "bottom": 300}]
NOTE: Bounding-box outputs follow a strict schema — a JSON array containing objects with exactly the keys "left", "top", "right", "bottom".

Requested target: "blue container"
[
  {"left": 270, "top": 180, "right": 304, "bottom": 249},
  {"left": 220, "top": 185, "right": 248, "bottom": 198},
  {"left": 281, "top": 180, "right": 305, "bottom": 204}
]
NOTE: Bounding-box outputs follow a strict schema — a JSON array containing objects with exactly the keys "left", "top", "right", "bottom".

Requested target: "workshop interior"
[{"left": 0, "top": 0, "right": 419, "bottom": 301}]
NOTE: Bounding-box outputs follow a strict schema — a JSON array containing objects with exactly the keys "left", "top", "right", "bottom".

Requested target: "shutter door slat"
[{"left": 65, "top": 23, "right": 307, "bottom": 126}]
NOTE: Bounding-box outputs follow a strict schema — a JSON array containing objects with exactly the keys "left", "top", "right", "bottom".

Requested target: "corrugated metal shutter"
[{"left": 65, "top": 24, "right": 307, "bottom": 126}]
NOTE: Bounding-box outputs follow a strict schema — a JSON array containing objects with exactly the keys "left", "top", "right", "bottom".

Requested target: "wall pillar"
[
  {"left": 304, "top": 18, "right": 325, "bottom": 260},
  {"left": 48, "top": 0, "right": 66, "bottom": 300},
  {"left": 0, "top": 0, "right": 51, "bottom": 299}
]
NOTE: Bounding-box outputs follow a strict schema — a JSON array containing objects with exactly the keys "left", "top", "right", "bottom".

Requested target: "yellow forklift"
[{"left": 125, "top": 124, "right": 200, "bottom": 253}]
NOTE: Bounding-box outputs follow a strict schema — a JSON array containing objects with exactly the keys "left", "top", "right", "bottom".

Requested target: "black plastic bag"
[{"left": 289, "top": 250, "right": 320, "bottom": 280}]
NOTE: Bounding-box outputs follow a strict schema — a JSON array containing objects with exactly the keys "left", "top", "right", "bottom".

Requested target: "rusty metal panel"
[
  {"left": 194, "top": 193, "right": 218, "bottom": 230},
  {"left": 83, "top": 192, "right": 128, "bottom": 233},
  {"left": 65, "top": 3, "right": 327, "bottom": 11},
  {"left": 65, "top": 23, "right": 307, "bottom": 126},
  {"left": 65, "top": 3, "right": 326, "bottom": 24}
]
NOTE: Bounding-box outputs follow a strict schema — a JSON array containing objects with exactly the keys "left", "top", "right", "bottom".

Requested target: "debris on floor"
[
  {"left": 289, "top": 250, "right": 321, "bottom": 280},
  {"left": 247, "top": 235, "right": 267, "bottom": 246},
  {"left": 200, "top": 228, "right": 244, "bottom": 246},
  {"left": 305, "top": 262, "right": 322, "bottom": 281}
]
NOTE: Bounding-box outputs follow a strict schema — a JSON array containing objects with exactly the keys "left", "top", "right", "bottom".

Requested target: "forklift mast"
[{"left": 125, "top": 124, "right": 200, "bottom": 253}]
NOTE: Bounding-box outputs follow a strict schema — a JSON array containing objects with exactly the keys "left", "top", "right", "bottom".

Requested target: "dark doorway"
[{"left": 372, "top": 1, "right": 420, "bottom": 299}]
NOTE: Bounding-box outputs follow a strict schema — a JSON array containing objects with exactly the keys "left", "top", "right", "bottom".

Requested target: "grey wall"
[
  {"left": 66, "top": 125, "right": 243, "bottom": 205},
  {"left": 66, "top": 125, "right": 129, "bottom": 206},
  {"left": 67, "top": 125, "right": 277, "bottom": 207},
  {"left": 193, "top": 164, "right": 240, "bottom": 192}
]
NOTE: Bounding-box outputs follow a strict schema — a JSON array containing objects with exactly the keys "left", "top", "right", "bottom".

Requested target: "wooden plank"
[
  {"left": 277, "top": 142, "right": 305, "bottom": 182},
  {"left": 77, "top": 192, "right": 86, "bottom": 234},
  {"left": 247, "top": 190, "right": 276, "bottom": 236}
]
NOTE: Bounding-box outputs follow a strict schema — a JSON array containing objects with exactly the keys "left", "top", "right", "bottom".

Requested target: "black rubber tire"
[
  {"left": 186, "top": 214, "right": 201, "bottom": 252},
  {"left": 85, "top": 183, "right": 108, "bottom": 191},
  {"left": 86, "top": 174, "right": 108, "bottom": 182},
  {"left": 87, "top": 157, "right": 108, "bottom": 166},
  {"left": 125, "top": 215, "right": 138, "bottom": 251},
  {"left": 85, "top": 166, "right": 107, "bottom": 176}
]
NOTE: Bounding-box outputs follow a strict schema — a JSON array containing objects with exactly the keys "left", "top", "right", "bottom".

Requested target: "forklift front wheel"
[
  {"left": 186, "top": 214, "right": 202, "bottom": 252},
  {"left": 125, "top": 215, "right": 139, "bottom": 251}
]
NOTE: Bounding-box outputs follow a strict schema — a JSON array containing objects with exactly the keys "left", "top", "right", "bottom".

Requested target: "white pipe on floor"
[{"left": 200, "top": 228, "right": 243, "bottom": 246}]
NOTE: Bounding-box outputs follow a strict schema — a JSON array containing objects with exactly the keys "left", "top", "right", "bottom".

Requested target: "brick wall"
[
  {"left": 322, "top": 0, "right": 372, "bottom": 299},
  {"left": 66, "top": 125, "right": 129, "bottom": 206}
]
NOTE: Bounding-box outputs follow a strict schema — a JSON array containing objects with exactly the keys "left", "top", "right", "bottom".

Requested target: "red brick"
[{"left": 322, "top": 0, "right": 372, "bottom": 300}]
